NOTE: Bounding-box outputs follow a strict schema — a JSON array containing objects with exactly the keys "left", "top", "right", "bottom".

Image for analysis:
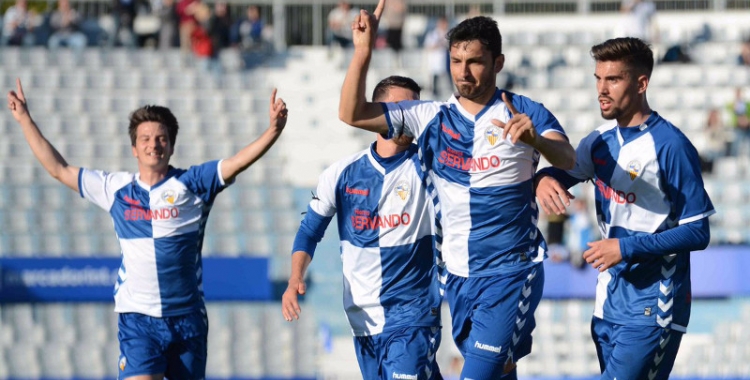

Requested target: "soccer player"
[
  {"left": 281, "top": 76, "right": 443, "bottom": 380},
  {"left": 534, "top": 37, "right": 715, "bottom": 380},
  {"left": 6, "top": 78, "right": 288, "bottom": 380},
  {"left": 338, "top": 4, "right": 576, "bottom": 379}
]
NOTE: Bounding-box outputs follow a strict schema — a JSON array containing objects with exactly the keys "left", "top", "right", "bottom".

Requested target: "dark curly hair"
[
  {"left": 447, "top": 16, "right": 502, "bottom": 59},
  {"left": 128, "top": 105, "right": 180, "bottom": 147}
]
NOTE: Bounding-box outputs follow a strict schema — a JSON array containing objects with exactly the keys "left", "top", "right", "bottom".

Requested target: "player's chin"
[{"left": 393, "top": 135, "right": 414, "bottom": 146}]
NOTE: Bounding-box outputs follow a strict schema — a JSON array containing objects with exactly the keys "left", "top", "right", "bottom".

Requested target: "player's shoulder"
[
  {"left": 82, "top": 168, "right": 135, "bottom": 187},
  {"left": 649, "top": 113, "right": 696, "bottom": 149},
  {"left": 321, "top": 148, "right": 370, "bottom": 178}
]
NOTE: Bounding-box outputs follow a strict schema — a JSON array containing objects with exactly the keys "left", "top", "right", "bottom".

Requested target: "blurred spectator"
[
  {"left": 546, "top": 212, "right": 569, "bottom": 263},
  {"left": 231, "top": 5, "right": 263, "bottom": 51},
  {"left": 48, "top": 0, "right": 88, "bottom": 53},
  {"left": 2, "top": 0, "right": 40, "bottom": 46},
  {"left": 132, "top": 0, "right": 163, "bottom": 47},
  {"left": 424, "top": 16, "right": 450, "bottom": 97},
  {"left": 158, "top": 0, "right": 179, "bottom": 49},
  {"left": 660, "top": 43, "right": 692, "bottom": 63},
  {"left": 110, "top": 0, "right": 142, "bottom": 47},
  {"left": 189, "top": 0, "right": 214, "bottom": 70},
  {"left": 380, "top": 0, "right": 406, "bottom": 54},
  {"left": 566, "top": 198, "right": 594, "bottom": 269},
  {"left": 620, "top": 0, "right": 657, "bottom": 42},
  {"left": 739, "top": 37, "right": 750, "bottom": 66},
  {"left": 327, "top": 0, "right": 358, "bottom": 48},
  {"left": 208, "top": 2, "right": 231, "bottom": 53},
  {"left": 176, "top": 0, "right": 199, "bottom": 55},
  {"left": 231, "top": 5, "right": 273, "bottom": 69},
  {"left": 696, "top": 108, "right": 729, "bottom": 173},
  {"left": 727, "top": 87, "right": 750, "bottom": 156}
]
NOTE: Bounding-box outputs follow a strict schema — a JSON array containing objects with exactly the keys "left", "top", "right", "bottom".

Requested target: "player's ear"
[
  {"left": 494, "top": 54, "right": 505, "bottom": 74},
  {"left": 637, "top": 74, "right": 649, "bottom": 95}
]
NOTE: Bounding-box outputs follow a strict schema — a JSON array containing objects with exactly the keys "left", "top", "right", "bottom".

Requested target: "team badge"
[
  {"left": 119, "top": 356, "right": 127, "bottom": 371},
  {"left": 161, "top": 189, "right": 177, "bottom": 204},
  {"left": 627, "top": 160, "right": 642, "bottom": 180},
  {"left": 485, "top": 125, "right": 502, "bottom": 146},
  {"left": 395, "top": 181, "right": 410, "bottom": 201}
]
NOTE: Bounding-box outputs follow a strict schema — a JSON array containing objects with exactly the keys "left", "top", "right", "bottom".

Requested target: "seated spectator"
[
  {"left": 158, "top": 0, "right": 179, "bottom": 49},
  {"left": 48, "top": 0, "right": 88, "bottom": 52},
  {"left": 327, "top": 1, "right": 357, "bottom": 48},
  {"left": 231, "top": 5, "right": 273, "bottom": 69},
  {"left": 740, "top": 37, "right": 750, "bottom": 66},
  {"left": 696, "top": 108, "right": 729, "bottom": 173},
  {"left": 727, "top": 87, "right": 750, "bottom": 156},
  {"left": 2, "top": 0, "right": 40, "bottom": 46},
  {"left": 231, "top": 5, "right": 264, "bottom": 51}
]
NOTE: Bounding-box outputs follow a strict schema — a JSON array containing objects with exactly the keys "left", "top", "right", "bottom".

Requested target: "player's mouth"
[{"left": 599, "top": 98, "right": 612, "bottom": 111}]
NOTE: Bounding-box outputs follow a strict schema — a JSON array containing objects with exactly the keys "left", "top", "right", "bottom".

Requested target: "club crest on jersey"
[
  {"left": 161, "top": 189, "right": 177, "bottom": 204},
  {"left": 485, "top": 125, "right": 502, "bottom": 146},
  {"left": 395, "top": 181, "right": 410, "bottom": 201},
  {"left": 627, "top": 160, "right": 642, "bottom": 180},
  {"left": 119, "top": 356, "right": 127, "bottom": 371}
]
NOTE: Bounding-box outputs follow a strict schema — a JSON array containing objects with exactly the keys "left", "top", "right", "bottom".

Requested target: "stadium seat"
[
  {"left": 6, "top": 343, "right": 42, "bottom": 379},
  {"left": 72, "top": 342, "right": 107, "bottom": 378}
]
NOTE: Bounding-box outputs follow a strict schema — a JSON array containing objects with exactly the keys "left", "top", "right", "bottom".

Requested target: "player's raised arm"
[
  {"left": 7, "top": 78, "right": 80, "bottom": 192},
  {"left": 338, "top": 0, "right": 390, "bottom": 134},
  {"left": 221, "top": 88, "right": 288, "bottom": 183}
]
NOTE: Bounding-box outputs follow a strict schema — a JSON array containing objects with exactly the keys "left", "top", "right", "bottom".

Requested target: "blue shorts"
[
  {"left": 354, "top": 326, "right": 442, "bottom": 380},
  {"left": 118, "top": 310, "right": 208, "bottom": 380},
  {"left": 445, "top": 263, "right": 544, "bottom": 378},
  {"left": 591, "top": 317, "right": 684, "bottom": 380}
]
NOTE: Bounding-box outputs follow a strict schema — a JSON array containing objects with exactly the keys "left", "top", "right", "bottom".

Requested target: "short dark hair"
[
  {"left": 590, "top": 37, "right": 654, "bottom": 79},
  {"left": 447, "top": 16, "right": 502, "bottom": 59},
  {"left": 372, "top": 76, "right": 421, "bottom": 102},
  {"left": 128, "top": 105, "right": 179, "bottom": 147}
]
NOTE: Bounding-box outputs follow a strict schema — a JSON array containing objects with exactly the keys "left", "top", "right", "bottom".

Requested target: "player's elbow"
[
  {"left": 338, "top": 109, "right": 356, "bottom": 126},
  {"left": 554, "top": 152, "right": 576, "bottom": 171}
]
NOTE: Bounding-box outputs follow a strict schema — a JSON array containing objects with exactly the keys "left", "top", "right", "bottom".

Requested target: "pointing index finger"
[
  {"left": 373, "top": 0, "right": 386, "bottom": 21},
  {"left": 501, "top": 91, "right": 519, "bottom": 116},
  {"left": 270, "top": 87, "right": 277, "bottom": 106},
  {"left": 16, "top": 78, "right": 25, "bottom": 102}
]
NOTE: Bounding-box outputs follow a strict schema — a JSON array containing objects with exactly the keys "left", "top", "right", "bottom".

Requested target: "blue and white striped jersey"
[
  {"left": 295, "top": 143, "right": 441, "bottom": 337},
  {"left": 384, "top": 89, "right": 567, "bottom": 278},
  {"left": 546, "top": 112, "right": 715, "bottom": 331},
  {"left": 79, "top": 161, "right": 229, "bottom": 317}
]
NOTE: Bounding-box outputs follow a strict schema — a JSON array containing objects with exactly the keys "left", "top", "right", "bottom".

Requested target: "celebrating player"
[
  {"left": 534, "top": 37, "right": 715, "bottom": 380},
  {"left": 337, "top": 1, "right": 576, "bottom": 378},
  {"left": 7, "top": 78, "right": 288, "bottom": 380},
  {"left": 282, "top": 76, "right": 443, "bottom": 380}
]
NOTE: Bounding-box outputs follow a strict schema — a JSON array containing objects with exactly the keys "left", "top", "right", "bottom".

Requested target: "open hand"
[
  {"left": 281, "top": 277, "right": 306, "bottom": 321},
  {"left": 535, "top": 174, "right": 574, "bottom": 215}
]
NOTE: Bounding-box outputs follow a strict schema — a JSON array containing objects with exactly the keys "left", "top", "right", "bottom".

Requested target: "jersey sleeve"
[
  {"left": 536, "top": 131, "right": 597, "bottom": 189},
  {"left": 660, "top": 135, "right": 716, "bottom": 224},
  {"left": 513, "top": 93, "right": 567, "bottom": 139},
  {"left": 78, "top": 168, "right": 132, "bottom": 211},
  {"left": 383, "top": 100, "right": 440, "bottom": 141},
  {"left": 291, "top": 164, "right": 339, "bottom": 258},
  {"left": 181, "top": 160, "right": 230, "bottom": 203}
]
